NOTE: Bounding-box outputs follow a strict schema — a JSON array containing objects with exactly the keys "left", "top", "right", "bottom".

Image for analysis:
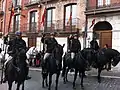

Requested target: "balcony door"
[
  {"left": 64, "top": 4, "right": 77, "bottom": 31},
  {"left": 29, "top": 11, "right": 37, "bottom": 32},
  {"left": 46, "top": 8, "right": 55, "bottom": 31}
]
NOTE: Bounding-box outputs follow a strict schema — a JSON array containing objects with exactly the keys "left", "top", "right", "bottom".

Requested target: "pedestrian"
[{"left": 67, "top": 34, "right": 73, "bottom": 52}]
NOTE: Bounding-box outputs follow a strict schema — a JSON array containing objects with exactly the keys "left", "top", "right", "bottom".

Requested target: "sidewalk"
[{"left": 29, "top": 62, "right": 120, "bottom": 79}]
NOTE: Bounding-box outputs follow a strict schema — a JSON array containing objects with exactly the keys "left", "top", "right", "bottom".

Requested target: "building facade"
[
  {"left": 2, "top": 0, "right": 86, "bottom": 51},
  {"left": 0, "top": 0, "right": 4, "bottom": 37},
  {"left": 85, "top": 0, "right": 120, "bottom": 51}
]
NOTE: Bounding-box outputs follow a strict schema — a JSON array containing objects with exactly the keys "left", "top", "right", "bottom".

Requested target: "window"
[
  {"left": 65, "top": 4, "right": 77, "bottom": 31},
  {"left": 105, "top": 0, "right": 111, "bottom": 5},
  {"left": 15, "top": 0, "right": 20, "bottom": 6},
  {"left": 97, "top": 0, "right": 103, "bottom": 7},
  {"left": 30, "top": 11, "right": 37, "bottom": 32},
  {"left": 46, "top": 8, "right": 55, "bottom": 31},
  {"left": 14, "top": 15, "right": 20, "bottom": 32}
]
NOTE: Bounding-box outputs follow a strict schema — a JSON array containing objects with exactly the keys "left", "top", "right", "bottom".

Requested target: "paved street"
[{"left": 1, "top": 66, "right": 120, "bottom": 90}]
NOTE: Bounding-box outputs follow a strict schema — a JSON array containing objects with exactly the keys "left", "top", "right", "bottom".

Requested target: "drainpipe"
[{"left": 84, "top": 0, "right": 88, "bottom": 48}]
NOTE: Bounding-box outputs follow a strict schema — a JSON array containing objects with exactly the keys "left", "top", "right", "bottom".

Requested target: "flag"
[
  {"left": 89, "top": 18, "right": 95, "bottom": 29},
  {"left": 67, "top": 12, "right": 72, "bottom": 25},
  {"left": 41, "top": 7, "right": 46, "bottom": 26},
  {"left": 11, "top": 5, "right": 15, "bottom": 16},
  {"left": 8, "top": 3, "right": 14, "bottom": 32}
]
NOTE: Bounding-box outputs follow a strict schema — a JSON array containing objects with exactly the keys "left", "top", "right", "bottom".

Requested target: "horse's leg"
[
  {"left": 48, "top": 74, "right": 52, "bottom": 90},
  {"left": 42, "top": 76, "right": 45, "bottom": 88},
  {"left": 46, "top": 76, "right": 48, "bottom": 87},
  {"left": 16, "top": 83, "right": 21, "bottom": 90},
  {"left": 65, "top": 68, "right": 69, "bottom": 82},
  {"left": 8, "top": 81, "right": 13, "bottom": 90},
  {"left": 73, "top": 69, "right": 78, "bottom": 89},
  {"left": 55, "top": 72, "right": 60, "bottom": 90},
  {"left": 98, "top": 68, "right": 102, "bottom": 83},
  {"left": 22, "top": 81, "right": 25, "bottom": 90},
  {"left": 63, "top": 66, "right": 66, "bottom": 84},
  {"left": 80, "top": 71, "right": 84, "bottom": 88}
]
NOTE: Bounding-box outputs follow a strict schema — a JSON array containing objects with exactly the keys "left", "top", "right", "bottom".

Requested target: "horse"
[
  {"left": 62, "top": 48, "right": 94, "bottom": 88},
  {"left": 26, "top": 46, "right": 38, "bottom": 66},
  {"left": 5, "top": 48, "right": 27, "bottom": 90},
  {"left": 88, "top": 48, "right": 120, "bottom": 83},
  {"left": 42, "top": 44, "right": 65, "bottom": 90}
]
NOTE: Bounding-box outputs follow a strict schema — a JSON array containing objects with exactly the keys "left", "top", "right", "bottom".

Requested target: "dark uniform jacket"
[
  {"left": 67, "top": 37, "right": 73, "bottom": 50},
  {"left": 8, "top": 38, "right": 27, "bottom": 54},
  {"left": 41, "top": 37, "right": 58, "bottom": 53},
  {"left": 70, "top": 39, "right": 81, "bottom": 53},
  {"left": 90, "top": 40, "right": 99, "bottom": 51}
]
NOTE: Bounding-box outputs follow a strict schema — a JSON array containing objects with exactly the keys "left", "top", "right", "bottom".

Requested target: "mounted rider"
[
  {"left": 69, "top": 34, "right": 81, "bottom": 61},
  {"left": 90, "top": 32, "right": 99, "bottom": 51},
  {"left": 41, "top": 32, "right": 58, "bottom": 67},
  {"left": 3, "top": 31, "right": 31, "bottom": 83}
]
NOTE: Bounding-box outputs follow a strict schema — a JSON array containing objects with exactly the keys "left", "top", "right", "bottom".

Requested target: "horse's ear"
[{"left": 63, "top": 44, "right": 65, "bottom": 48}]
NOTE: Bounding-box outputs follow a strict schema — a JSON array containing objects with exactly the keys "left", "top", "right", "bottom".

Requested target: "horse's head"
[
  {"left": 81, "top": 48, "right": 95, "bottom": 65},
  {"left": 17, "top": 48, "right": 27, "bottom": 63},
  {"left": 112, "top": 55, "right": 120, "bottom": 66},
  {"left": 54, "top": 44, "right": 65, "bottom": 60}
]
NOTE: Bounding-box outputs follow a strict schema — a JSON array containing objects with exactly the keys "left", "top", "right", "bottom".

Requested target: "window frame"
[
  {"left": 14, "top": 14, "right": 20, "bottom": 32},
  {"left": 64, "top": 3, "right": 77, "bottom": 31},
  {"left": 46, "top": 7, "right": 55, "bottom": 31},
  {"left": 29, "top": 11, "right": 37, "bottom": 32}
]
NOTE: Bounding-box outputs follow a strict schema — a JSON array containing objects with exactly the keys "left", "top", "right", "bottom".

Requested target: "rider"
[
  {"left": 67, "top": 34, "right": 73, "bottom": 52},
  {"left": 3, "top": 31, "right": 31, "bottom": 83},
  {"left": 41, "top": 32, "right": 58, "bottom": 67},
  {"left": 69, "top": 34, "right": 81, "bottom": 72},
  {"left": 70, "top": 34, "right": 81, "bottom": 61},
  {"left": 90, "top": 36, "right": 99, "bottom": 51}
]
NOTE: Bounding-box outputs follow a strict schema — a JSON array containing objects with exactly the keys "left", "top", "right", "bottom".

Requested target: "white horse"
[{"left": 26, "top": 46, "right": 38, "bottom": 66}]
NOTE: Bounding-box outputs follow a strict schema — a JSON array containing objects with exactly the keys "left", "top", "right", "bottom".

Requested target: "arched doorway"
[{"left": 93, "top": 21, "right": 113, "bottom": 48}]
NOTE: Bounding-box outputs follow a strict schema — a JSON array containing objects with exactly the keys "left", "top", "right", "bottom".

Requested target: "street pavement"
[{"left": 1, "top": 63, "right": 120, "bottom": 90}]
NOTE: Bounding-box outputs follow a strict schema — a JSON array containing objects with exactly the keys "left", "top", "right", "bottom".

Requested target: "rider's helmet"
[
  {"left": 50, "top": 32, "right": 55, "bottom": 36},
  {"left": 15, "top": 31, "right": 22, "bottom": 36}
]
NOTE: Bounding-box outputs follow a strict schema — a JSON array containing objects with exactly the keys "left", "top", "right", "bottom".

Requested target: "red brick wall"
[
  {"left": 4, "top": 0, "right": 11, "bottom": 34},
  {"left": 88, "top": 0, "right": 97, "bottom": 9}
]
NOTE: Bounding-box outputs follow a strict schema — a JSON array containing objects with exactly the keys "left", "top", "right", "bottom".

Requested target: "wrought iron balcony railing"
[
  {"left": 7, "top": 18, "right": 81, "bottom": 35},
  {"left": 24, "top": 0, "right": 53, "bottom": 7},
  {"left": 87, "top": 2, "right": 120, "bottom": 10}
]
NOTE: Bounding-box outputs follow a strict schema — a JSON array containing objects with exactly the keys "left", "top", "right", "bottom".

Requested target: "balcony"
[
  {"left": 24, "top": 0, "right": 52, "bottom": 7},
  {"left": 85, "top": 2, "right": 120, "bottom": 15},
  {"left": 7, "top": 18, "right": 81, "bottom": 36}
]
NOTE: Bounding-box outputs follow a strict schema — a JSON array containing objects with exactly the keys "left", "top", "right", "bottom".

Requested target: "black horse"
[
  {"left": 62, "top": 48, "right": 94, "bottom": 88},
  {"left": 89, "top": 48, "right": 120, "bottom": 83},
  {"left": 5, "top": 49, "right": 27, "bottom": 90},
  {"left": 42, "top": 44, "right": 65, "bottom": 90}
]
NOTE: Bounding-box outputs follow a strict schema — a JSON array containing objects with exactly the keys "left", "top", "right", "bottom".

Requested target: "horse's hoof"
[
  {"left": 66, "top": 79, "right": 68, "bottom": 82},
  {"left": 46, "top": 84, "right": 48, "bottom": 87},
  {"left": 98, "top": 80, "right": 101, "bottom": 83},
  {"left": 64, "top": 81, "right": 66, "bottom": 84},
  {"left": 55, "top": 87, "right": 58, "bottom": 90},
  {"left": 73, "top": 86, "right": 76, "bottom": 89},
  {"left": 81, "top": 84, "right": 84, "bottom": 89}
]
